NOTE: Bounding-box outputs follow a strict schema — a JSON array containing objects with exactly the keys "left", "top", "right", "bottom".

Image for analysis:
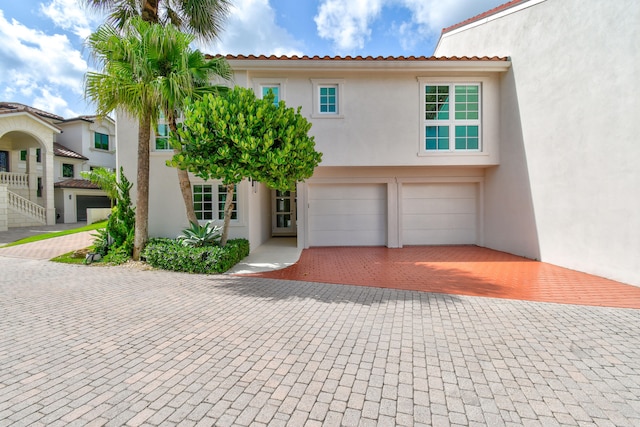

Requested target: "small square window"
[
  {"left": 62, "top": 163, "right": 74, "bottom": 178},
  {"left": 261, "top": 85, "right": 280, "bottom": 105},
  {"left": 94, "top": 132, "right": 109, "bottom": 150},
  {"left": 311, "top": 79, "right": 344, "bottom": 118}
]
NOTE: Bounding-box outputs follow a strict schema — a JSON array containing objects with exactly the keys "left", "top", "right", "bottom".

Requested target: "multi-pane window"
[
  {"left": 261, "top": 85, "right": 280, "bottom": 104},
  {"left": 319, "top": 85, "right": 338, "bottom": 113},
  {"left": 193, "top": 184, "right": 237, "bottom": 221},
  {"left": 62, "top": 163, "right": 74, "bottom": 178},
  {"left": 423, "top": 83, "right": 480, "bottom": 152},
  {"left": 94, "top": 132, "right": 109, "bottom": 150},
  {"left": 20, "top": 150, "right": 27, "bottom": 161},
  {"left": 155, "top": 123, "right": 171, "bottom": 150}
]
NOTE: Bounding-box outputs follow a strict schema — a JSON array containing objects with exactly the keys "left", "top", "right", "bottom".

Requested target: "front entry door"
[{"left": 272, "top": 190, "right": 297, "bottom": 236}]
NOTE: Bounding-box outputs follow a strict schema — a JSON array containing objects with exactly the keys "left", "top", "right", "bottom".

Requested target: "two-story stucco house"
[
  {"left": 116, "top": 0, "right": 639, "bottom": 287},
  {"left": 0, "top": 103, "right": 115, "bottom": 229}
]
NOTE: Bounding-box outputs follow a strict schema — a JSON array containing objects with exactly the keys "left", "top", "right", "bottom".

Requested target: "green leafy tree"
[{"left": 170, "top": 87, "right": 323, "bottom": 246}]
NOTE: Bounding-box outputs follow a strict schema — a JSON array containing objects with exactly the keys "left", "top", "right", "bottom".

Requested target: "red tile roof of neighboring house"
[
  {"left": 442, "top": 0, "right": 529, "bottom": 33},
  {"left": 54, "top": 143, "right": 88, "bottom": 160},
  {"left": 0, "top": 102, "right": 64, "bottom": 121},
  {"left": 54, "top": 179, "right": 100, "bottom": 189},
  {"left": 223, "top": 54, "right": 508, "bottom": 61}
]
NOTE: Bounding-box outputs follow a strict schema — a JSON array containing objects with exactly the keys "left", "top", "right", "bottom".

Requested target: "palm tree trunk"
[
  {"left": 141, "top": 0, "right": 160, "bottom": 23},
  {"left": 220, "top": 183, "right": 235, "bottom": 247},
  {"left": 133, "top": 114, "right": 151, "bottom": 260},
  {"left": 168, "top": 117, "right": 199, "bottom": 224}
]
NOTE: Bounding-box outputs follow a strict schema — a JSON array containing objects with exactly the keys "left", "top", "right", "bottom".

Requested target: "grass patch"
[
  {"left": 3, "top": 220, "right": 107, "bottom": 248},
  {"left": 51, "top": 247, "right": 95, "bottom": 264}
]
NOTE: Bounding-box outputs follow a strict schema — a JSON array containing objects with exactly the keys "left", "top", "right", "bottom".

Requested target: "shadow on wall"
[{"left": 483, "top": 66, "right": 540, "bottom": 261}]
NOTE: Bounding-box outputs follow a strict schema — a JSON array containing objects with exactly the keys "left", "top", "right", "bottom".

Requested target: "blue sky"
[{"left": 0, "top": 0, "right": 505, "bottom": 117}]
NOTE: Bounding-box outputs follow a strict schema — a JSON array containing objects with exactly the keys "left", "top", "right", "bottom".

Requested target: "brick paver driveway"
[{"left": 1, "top": 256, "right": 639, "bottom": 426}]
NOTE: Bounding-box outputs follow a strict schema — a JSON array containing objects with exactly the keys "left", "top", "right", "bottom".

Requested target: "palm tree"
[
  {"left": 86, "top": 18, "right": 225, "bottom": 259},
  {"left": 85, "top": 0, "right": 230, "bottom": 42},
  {"left": 84, "top": 0, "right": 232, "bottom": 226},
  {"left": 158, "top": 54, "right": 231, "bottom": 224}
]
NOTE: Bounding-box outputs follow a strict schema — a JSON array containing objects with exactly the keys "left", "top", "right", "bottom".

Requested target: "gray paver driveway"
[{"left": 1, "top": 256, "right": 639, "bottom": 426}]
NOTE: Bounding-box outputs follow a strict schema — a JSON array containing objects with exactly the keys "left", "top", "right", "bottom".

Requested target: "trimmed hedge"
[{"left": 142, "top": 238, "right": 250, "bottom": 274}]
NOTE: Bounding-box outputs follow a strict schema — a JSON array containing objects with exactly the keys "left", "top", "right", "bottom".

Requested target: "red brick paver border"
[{"left": 248, "top": 246, "right": 640, "bottom": 309}]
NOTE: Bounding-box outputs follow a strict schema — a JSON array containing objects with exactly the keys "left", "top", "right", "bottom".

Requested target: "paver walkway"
[
  {"left": 250, "top": 246, "right": 640, "bottom": 309},
  {"left": 0, "top": 257, "right": 639, "bottom": 426},
  {"left": 0, "top": 230, "right": 94, "bottom": 260}
]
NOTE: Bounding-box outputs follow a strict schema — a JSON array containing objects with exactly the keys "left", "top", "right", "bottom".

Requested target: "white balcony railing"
[{"left": 0, "top": 172, "right": 29, "bottom": 188}]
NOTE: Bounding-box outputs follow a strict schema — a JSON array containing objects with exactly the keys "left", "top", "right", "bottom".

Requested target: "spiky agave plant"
[{"left": 177, "top": 221, "right": 222, "bottom": 247}]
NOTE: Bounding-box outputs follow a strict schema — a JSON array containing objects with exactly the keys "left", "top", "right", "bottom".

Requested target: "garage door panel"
[
  {"left": 310, "top": 184, "right": 385, "bottom": 200},
  {"left": 403, "top": 183, "right": 475, "bottom": 199},
  {"left": 404, "top": 198, "right": 476, "bottom": 215},
  {"left": 402, "top": 183, "right": 477, "bottom": 245},
  {"left": 407, "top": 229, "right": 476, "bottom": 245},
  {"left": 310, "top": 213, "right": 386, "bottom": 231},
  {"left": 404, "top": 213, "right": 476, "bottom": 230},
  {"left": 309, "top": 183, "right": 386, "bottom": 246},
  {"left": 309, "top": 230, "right": 386, "bottom": 247},
  {"left": 310, "top": 198, "right": 386, "bottom": 216}
]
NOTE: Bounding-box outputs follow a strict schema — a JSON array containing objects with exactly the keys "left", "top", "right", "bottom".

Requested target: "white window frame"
[
  {"left": 418, "top": 78, "right": 482, "bottom": 156},
  {"left": 253, "top": 78, "right": 287, "bottom": 105},
  {"left": 193, "top": 182, "right": 239, "bottom": 223},
  {"left": 62, "top": 163, "right": 75, "bottom": 178},
  {"left": 311, "top": 79, "right": 345, "bottom": 119}
]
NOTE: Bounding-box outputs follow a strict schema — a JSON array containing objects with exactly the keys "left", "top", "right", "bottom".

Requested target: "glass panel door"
[{"left": 272, "top": 190, "right": 296, "bottom": 236}]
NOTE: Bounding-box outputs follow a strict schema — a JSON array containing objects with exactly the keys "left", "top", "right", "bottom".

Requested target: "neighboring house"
[
  {"left": 117, "top": 0, "right": 639, "bottom": 287},
  {"left": 0, "top": 103, "right": 115, "bottom": 229}
]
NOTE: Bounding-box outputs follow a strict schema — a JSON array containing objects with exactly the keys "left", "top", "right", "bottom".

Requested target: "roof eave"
[{"left": 226, "top": 58, "right": 511, "bottom": 73}]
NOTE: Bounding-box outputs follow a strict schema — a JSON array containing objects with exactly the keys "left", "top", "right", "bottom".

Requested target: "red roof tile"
[
  {"left": 54, "top": 179, "right": 101, "bottom": 189},
  {"left": 442, "top": 0, "right": 529, "bottom": 33},
  {"left": 0, "top": 102, "right": 64, "bottom": 121},
  {"left": 54, "top": 143, "right": 88, "bottom": 160},
  {"left": 223, "top": 54, "right": 508, "bottom": 61}
]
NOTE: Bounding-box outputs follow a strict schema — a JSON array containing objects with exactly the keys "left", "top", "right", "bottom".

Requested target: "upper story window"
[
  {"left": 36, "top": 148, "right": 41, "bottom": 163},
  {"left": 253, "top": 78, "right": 286, "bottom": 106},
  {"left": 94, "top": 132, "right": 109, "bottom": 150},
  {"left": 261, "top": 85, "right": 280, "bottom": 104},
  {"left": 62, "top": 163, "right": 74, "bottom": 178},
  {"left": 421, "top": 82, "right": 481, "bottom": 153},
  {"left": 20, "top": 150, "right": 27, "bottom": 161},
  {"left": 311, "top": 79, "right": 344, "bottom": 118},
  {"left": 155, "top": 123, "right": 171, "bottom": 150}
]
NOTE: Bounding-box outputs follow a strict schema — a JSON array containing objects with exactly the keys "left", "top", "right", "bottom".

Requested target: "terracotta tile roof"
[
  {"left": 54, "top": 179, "right": 101, "bottom": 189},
  {"left": 54, "top": 143, "right": 88, "bottom": 160},
  {"left": 0, "top": 102, "right": 64, "bottom": 121},
  {"left": 223, "top": 54, "right": 508, "bottom": 61},
  {"left": 442, "top": 0, "right": 529, "bottom": 33}
]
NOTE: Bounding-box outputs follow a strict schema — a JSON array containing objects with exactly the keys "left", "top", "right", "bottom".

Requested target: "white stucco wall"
[
  {"left": 116, "top": 112, "right": 256, "bottom": 246},
  {"left": 233, "top": 67, "right": 504, "bottom": 168},
  {"left": 435, "top": 0, "right": 640, "bottom": 285}
]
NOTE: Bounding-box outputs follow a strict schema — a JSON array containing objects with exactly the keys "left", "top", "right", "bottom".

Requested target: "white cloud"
[
  {"left": 315, "top": 0, "right": 505, "bottom": 54},
  {"left": 205, "top": 0, "right": 303, "bottom": 56},
  {"left": 314, "top": 0, "right": 383, "bottom": 53},
  {"left": 40, "top": 0, "right": 99, "bottom": 39},
  {"left": 0, "top": 10, "right": 88, "bottom": 116}
]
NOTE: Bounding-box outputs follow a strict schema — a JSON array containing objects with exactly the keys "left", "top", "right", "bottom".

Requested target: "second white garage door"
[
  {"left": 402, "top": 183, "right": 477, "bottom": 245},
  {"left": 308, "top": 183, "right": 387, "bottom": 246}
]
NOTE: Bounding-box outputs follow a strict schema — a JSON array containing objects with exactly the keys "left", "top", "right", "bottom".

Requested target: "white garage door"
[
  {"left": 402, "top": 183, "right": 477, "bottom": 245},
  {"left": 308, "top": 183, "right": 386, "bottom": 246}
]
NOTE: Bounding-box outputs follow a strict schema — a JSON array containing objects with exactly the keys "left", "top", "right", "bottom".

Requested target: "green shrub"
[{"left": 142, "top": 238, "right": 249, "bottom": 274}]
